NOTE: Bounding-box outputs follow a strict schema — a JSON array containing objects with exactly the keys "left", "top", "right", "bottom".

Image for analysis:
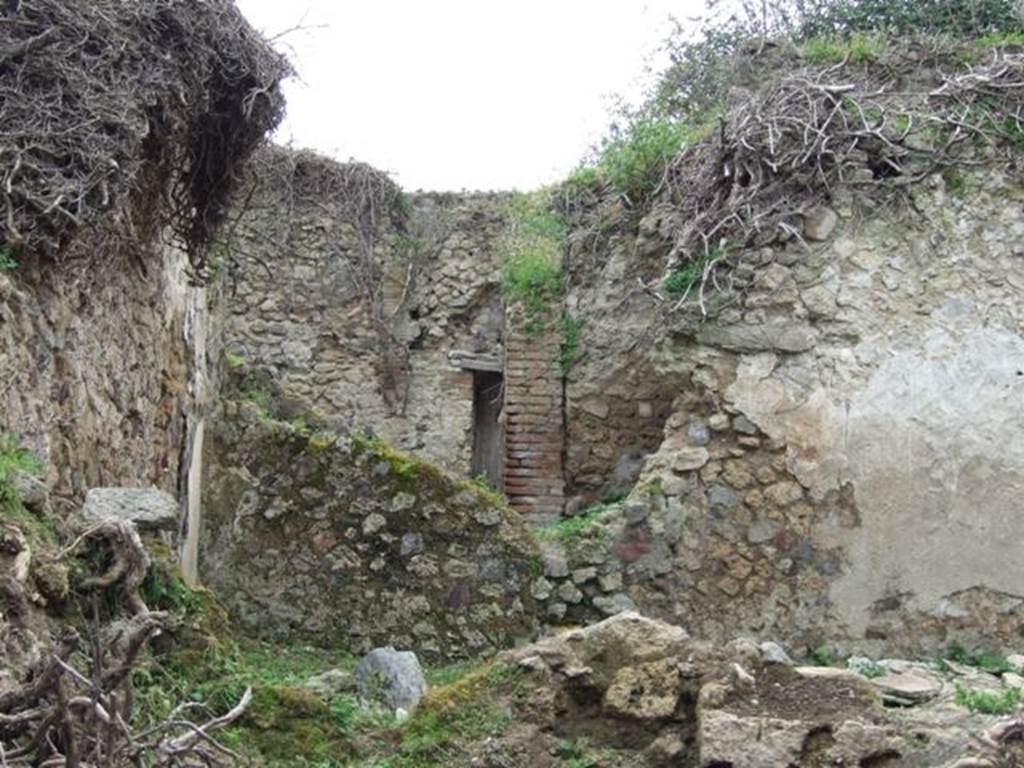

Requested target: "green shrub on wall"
[{"left": 500, "top": 193, "right": 565, "bottom": 336}]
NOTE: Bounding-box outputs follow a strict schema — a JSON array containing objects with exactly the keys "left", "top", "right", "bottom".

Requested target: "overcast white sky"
[{"left": 235, "top": 1, "right": 706, "bottom": 191}]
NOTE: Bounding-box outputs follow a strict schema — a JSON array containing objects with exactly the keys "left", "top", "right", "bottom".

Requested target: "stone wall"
[
  {"left": 535, "top": 169, "right": 1024, "bottom": 657},
  {"left": 0, "top": 237, "right": 200, "bottom": 501},
  {"left": 222, "top": 150, "right": 511, "bottom": 477},
  {"left": 199, "top": 399, "right": 540, "bottom": 660}
]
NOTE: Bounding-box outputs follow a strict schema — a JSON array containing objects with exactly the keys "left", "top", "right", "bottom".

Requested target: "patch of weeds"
[
  {"left": 0, "top": 246, "right": 18, "bottom": 271},
  {"left": 537, "top": 504, "right": 614, "bottom": 551},
  {"left": 556, "top": 738, "right": 600, "bottom": 768},
  {"left": 976, "top": 31, "right": 1024, "bottom": 49},
  {"left": 664, "top": 260, "right": 706, "bottom": 299},
  {"left": 810, "top": 646, "right": 837, "bottom": 667},
  {"left": 560, "top": 312, "right": 582, "bottom": 377},
  {"left": 803, "top": 33, "right": 886, "bottom": 65},
  {"left": 426, "top": 663, "right": 476, "bottom": 689},
  {"left": 239, "top": 388, "right": 274, "bottom": 421},
  {"left": 0, "top": 433, "right": 53, "bottom": 545},
  {"left": 562, "top": 164, "right": 606, "bottom": 205},
  {"left": 644, "top": 478, "right": 664, "bottom": 497},
  {"left": 393, "top": 233, "right": 426, "bottom": 260},
  {"left": 0, "top": 433, "right": 42, "bottom": 509},
  {"left": 599, "top": 114, "right": 710, "bottom": 202},
  {"left": 501, "top": 193, "right": 564, "bottom": 336},
  {"left": 955, "top": 683, "right": 1021, "bottom": 715},
  {"left": 858, "top": 662, "right": 889, "bottom": 679},
  {"left": 382, "top": 663, "right": 521, "bottom": 768},
  {"left": 945, "top": 642, "right": 1017, "bottom": 675},
  {"left": 943, "top": 168, "right": 970, "bottom": 196}
]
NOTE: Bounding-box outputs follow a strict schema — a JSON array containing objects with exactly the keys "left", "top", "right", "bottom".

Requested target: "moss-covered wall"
[{"left": 199, "top": 400, "right": 540, "bottom": 660}]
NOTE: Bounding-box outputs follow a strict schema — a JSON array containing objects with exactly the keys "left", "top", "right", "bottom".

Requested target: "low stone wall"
[{"left": 199, "top": 400, "right": 541, "bottom": 660}]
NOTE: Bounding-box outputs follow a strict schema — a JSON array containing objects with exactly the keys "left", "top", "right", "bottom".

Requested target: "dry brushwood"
[
  {"left": 653, "top": 47, "right": 1024, "bottom": 315},
  {"left": 0, "top": 520, "right": 250, "bottom": 767},
  {"left": 953, "top": 718, "right": 1024, "bottom": 767},
  {"left": 0, "top": 0, "right": 289, "bottom": 276}
]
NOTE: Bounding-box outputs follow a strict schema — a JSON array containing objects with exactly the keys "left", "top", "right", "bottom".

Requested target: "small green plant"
[
  {"left": 238, "top": 389, "right": 274, "bottom": 422},
  {"left": 393, "top": 233, "right": 426, "bottom": 260},
  {"left": 644, "top": 478, "right": 665, "bottom": 497},
  {"left": 858, "top": 662, "right": 889, "bottom": 679},
  {"left": 555, "top": 738, "right": 599, "bottom": 768},
  {"left": 955, "top": 683, "right": 1021, "bottom": 715},
  {"left": 0, "top": 247, "right": 18, "bottom": 272},
  {"left": 0, "top": 433, "right": 42, "bottom": 512},
  {"left": 598, "top": 115, "right": 707, "bottom": 201},
  {"left": 559, "top": 312, "right": 582, "bottom": 377},
  {"left": 562, "top": 165, "right": 606, "bottom": 206},
  {"left": 943, "top": 168, "right": 969, "bottom": 196},
  {"left": 663, "top": 261, "right": 706, "bottom": 298},
  {"left": 537, "top": 504, "right": 614, "bottom": 550},
  {"left": 810, "top": 646, "right": 837, "bottom": 667},
  {"left": 944, "top": 642, "right": 1017, "bottom": 675},
  {"left": 225, "top": 351, "right": 246, "bottom": 369}
]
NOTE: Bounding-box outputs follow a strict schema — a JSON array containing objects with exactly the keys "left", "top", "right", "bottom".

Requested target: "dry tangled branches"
[
  {"left": 954, "top": 718, "right": 1024, "bottom": 767},
  {"left": 0, "top": 521, "right": 249, "bottom": 767},
  {"left": 0, "top": 0, "right": 289, "bottom": 274},
  {"left": 654, "top": 47, "right": 1024, "bottom": 313}
]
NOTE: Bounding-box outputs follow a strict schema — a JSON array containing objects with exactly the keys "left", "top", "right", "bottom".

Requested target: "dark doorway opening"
[{"left": 471, "top": 370, "right": 504, "bottom": 489}]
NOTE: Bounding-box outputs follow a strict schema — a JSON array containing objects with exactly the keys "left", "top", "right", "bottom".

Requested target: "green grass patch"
[
  {"left": 944, "top": 642, "right": 1018, "bottom": 675},
  {"left": 664, "top": 260, "right": 706, "bottom": 299},
  {"left": 955, "top": 683, "right": 1021, "bottom": 715},
  {"left": 976, "top": 30, "right": 1024, "bottom": 48},
  {"left": 803, "top": 33, "right": 886, "bottom": 65},
  {"left": 378, "top": 663, "right": 521, "bottom": 768},
  {"left": 0, "top": 433, "right": 54, "bottom": 546},
  {"left": 537, "top": 503, "right": 615, "bottom": 550}
]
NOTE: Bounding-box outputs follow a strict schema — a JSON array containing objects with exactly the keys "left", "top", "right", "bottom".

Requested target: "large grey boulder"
[
  {"left": 355, "top": 647, "right": 427, "bottom": 712},
  {"left": 81, "top": 488, "right": 179, "bottom": 532}
]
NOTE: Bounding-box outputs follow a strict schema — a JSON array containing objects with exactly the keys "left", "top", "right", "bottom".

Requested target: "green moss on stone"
[{"left": 241, "top": 685, "right": 354, "bottom": 765}]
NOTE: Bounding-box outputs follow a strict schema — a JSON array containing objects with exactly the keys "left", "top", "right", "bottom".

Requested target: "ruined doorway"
[{"left": 471, "top": 370, "right": 505, "bottom": 488}]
